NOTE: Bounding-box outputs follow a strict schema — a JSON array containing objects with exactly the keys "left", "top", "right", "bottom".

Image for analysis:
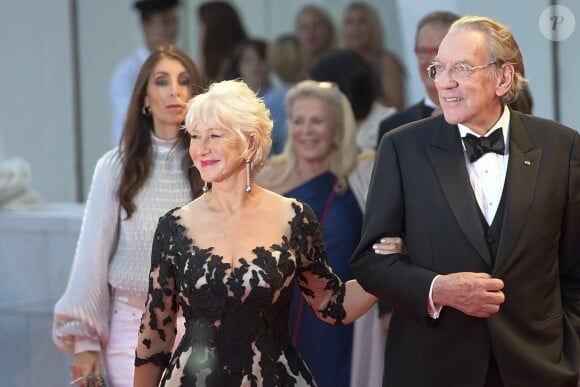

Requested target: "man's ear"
[{"left": 496, "top": 63, "right": 514, "bottom": 98}]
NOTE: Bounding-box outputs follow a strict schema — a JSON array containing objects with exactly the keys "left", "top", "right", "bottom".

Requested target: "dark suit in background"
[{"left": 376, "top": 100, "right": 434, "bottom": 148}]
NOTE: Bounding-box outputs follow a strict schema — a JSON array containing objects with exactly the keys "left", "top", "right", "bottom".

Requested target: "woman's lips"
[{"left": 201, "top": 160, "right": 218, "bottom": 167}]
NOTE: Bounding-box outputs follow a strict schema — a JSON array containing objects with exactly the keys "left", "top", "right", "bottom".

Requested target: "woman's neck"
[
  {"left": 153, "top": 125, "right": 180, "bottom": 141},
  {"left": 203, "top": 184, "right": 260, "bottom": 215},
  {"left": 294, "top": 158, "right": 331, "bottom": 182}
]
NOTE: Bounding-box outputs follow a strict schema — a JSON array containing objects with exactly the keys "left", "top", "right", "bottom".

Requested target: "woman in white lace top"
[{"left": 53, "top": 45, "right": 204, "bottom": 387}]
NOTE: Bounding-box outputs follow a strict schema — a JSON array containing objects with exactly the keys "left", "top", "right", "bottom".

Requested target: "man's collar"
[{"left": 457, "top": 106, "right": 511, "bottom": 153}]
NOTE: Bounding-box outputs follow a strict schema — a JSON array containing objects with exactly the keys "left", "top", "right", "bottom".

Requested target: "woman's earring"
[
  {"left": 245, "top": 159, "right": 252, "bottom": 193},
  {"left": 202, "top": 181, "right": 209, "bottom": 193},
  {"left": 141, "top": 106, "right": 151, "bottom": 116}
]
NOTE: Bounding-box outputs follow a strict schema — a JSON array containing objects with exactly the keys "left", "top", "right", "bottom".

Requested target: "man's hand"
[{"left": 432, "top": 272, "right": 504, "bottom": 318}]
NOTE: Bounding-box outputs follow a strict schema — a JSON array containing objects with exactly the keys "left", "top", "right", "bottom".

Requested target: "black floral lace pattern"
[{"left": 135, "top": 201, "right": 347, "bottom": 386}]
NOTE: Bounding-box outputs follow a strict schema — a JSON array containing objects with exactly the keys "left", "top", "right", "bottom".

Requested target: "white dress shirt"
[
  {"left": 428, "top": 106, "right": 511, "bottom": 318},
  {"left": 458, "top": 107, "right": 511, "bottom": 224}
]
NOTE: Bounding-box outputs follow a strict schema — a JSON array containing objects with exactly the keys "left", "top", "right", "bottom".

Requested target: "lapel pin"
[{"left": 524, "top": 160, "right": 531, "bottom": 165}]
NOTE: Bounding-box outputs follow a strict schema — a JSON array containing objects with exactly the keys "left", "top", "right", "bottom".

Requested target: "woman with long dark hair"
[{"left": 54, "top": 45, "right": 204, "bottom": 387}]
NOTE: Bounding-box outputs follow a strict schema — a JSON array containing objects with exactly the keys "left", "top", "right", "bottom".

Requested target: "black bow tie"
[{"left": 462, "top": 128, "right": 505, "bottom": 163}]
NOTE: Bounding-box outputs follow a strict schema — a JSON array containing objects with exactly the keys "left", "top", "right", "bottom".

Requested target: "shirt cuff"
[
  {"left": 427, "top": 275, "right": 443, "bottom": 319},
  {"left": 74, "top": 338, "right": 101, "bottom": 354}
]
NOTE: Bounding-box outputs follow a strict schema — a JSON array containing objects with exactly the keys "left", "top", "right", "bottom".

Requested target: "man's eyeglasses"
[{"left": 426, "top": 61, "right": 497, "bottom": 81}]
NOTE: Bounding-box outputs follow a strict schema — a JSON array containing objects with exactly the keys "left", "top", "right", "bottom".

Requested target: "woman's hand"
[
  {"left": 373, "top": 236, "right": 406, "bottom": 255},
  {"left": 372, "top": 237, "right": 405, "bottom": 334},
  {"left": 70, "top": 351, "right": 100, "bottom": 386}
]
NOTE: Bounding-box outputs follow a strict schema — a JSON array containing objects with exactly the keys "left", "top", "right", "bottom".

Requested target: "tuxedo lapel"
[
  {"left": 426, "top": 121, "right": 492, "bottom": 265},
  {"left": 494, "top": 112, "right": 542, "bottom": 270}
]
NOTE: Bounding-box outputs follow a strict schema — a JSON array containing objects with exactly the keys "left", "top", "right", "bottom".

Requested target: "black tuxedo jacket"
[
  {"left": 376, "top": 100, "right": 434, "bottom": 148},
  {"left": 351, "top": 110, "right": 580, "bottom": 386}
]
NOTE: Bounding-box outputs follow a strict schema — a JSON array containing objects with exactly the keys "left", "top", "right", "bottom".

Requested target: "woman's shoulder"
[
  {"left": 158, "top": 206, "right": 181, "bottom": 221},
  {"left": 88, "top": 148, "right": 123, "bottom": 185},
  {"left": 171, "top": 198, "right": 199, "bottom": 218},
  {"left": 98, "top": 147, "right": 122, "bottom": 165},
  {"left": 93, "top": 148, "right": 123, "bottom": 175},
  {"left": 277, "top": 194, "right": 316, "bottom": 223},
  {"left": 154, "top": 206, "right": 183, "bottom": 234},
  {"left": 260, "top": 187, "right": 295, "bottom": 208},
  {"left": 285, "top": 199, "right": 320, "bottom": 240},
  {"left": 258, "top": 188, "right": 313, "bottom": 220}
]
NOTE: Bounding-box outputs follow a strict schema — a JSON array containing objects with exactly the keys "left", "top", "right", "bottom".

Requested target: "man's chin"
[{"left": 441, "top": 111, "right": 460, "bottom": 125}]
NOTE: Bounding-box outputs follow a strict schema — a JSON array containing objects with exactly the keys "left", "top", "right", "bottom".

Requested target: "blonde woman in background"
[
  {"left": 341, "top": 1, "right": 405, "bottom": 110},
  {"left": 294, "top": 5, "right": 336, "bottom": 74},
  {"left": 257, "top": 80, "right": 384, "bottom": 387}
]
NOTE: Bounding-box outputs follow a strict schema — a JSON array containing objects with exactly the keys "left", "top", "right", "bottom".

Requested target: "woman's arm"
[
  {"left": 133, "top": 363, "right": 166, "bottom": 387},
  {"left": 292, "top": 201, "right": 404, "bottom": 324},
  {"left": 342, "top": 236, "right": 405, "bottom": 323},
  {"left": 134, "top": 214, "right": 180, "bottom": 387},
  {"left": 53, "top": 151, "right": 122, "bottom": 355}
]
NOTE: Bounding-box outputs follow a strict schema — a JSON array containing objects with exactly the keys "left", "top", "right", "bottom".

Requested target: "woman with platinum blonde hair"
[{"left": 133, "top": 79, "right": 401, "bottom": 386}]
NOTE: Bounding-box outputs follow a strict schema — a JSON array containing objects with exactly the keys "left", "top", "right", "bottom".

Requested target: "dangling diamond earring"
[
  {"left": 202, "top": 181, "right": 209, "bottom": 193},
  {"left": 245, "top": 159, "right": 252, "bottom": 193}
]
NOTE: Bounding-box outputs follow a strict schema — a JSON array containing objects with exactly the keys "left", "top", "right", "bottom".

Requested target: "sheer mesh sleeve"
[
  {"left": 135, "top": 212, "right": 180, "bottom": 368},
  {"left": 290, "top": 201, "right": 347, "bottom": 325}
]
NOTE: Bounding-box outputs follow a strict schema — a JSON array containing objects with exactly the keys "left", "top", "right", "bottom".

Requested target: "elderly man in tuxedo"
[{"left": 351, "top": 15, "right": 580, "bottom": 387}]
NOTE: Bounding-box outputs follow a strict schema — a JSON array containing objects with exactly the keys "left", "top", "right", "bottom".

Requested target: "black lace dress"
[{"left": 135, "top": 201, "right": 347, "bottom": 386}]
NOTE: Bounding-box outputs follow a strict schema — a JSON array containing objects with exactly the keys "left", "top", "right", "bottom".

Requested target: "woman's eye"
[
  {"left": 179, "top": 76, "right": 191, "bottom": 86},
  {"left": 154, "top": 77, "right": 169, "bottom": 86}
]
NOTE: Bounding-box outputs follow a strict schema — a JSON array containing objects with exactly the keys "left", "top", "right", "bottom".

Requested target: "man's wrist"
[{"left": 428, "top": 275, "right": 443, "bottom": 319}]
